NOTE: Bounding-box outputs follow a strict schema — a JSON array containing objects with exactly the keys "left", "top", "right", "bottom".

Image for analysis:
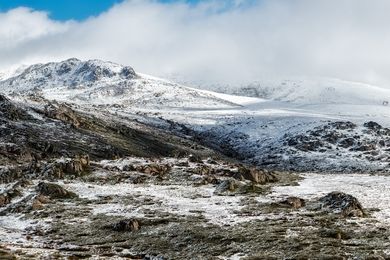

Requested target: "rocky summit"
[{"left": 1, "top": 59, "right": 390, "bottom": 259}]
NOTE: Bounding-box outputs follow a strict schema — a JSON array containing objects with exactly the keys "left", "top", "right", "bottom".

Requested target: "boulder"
[
  {"left": 31, "top": 199, "right": 44, "bottom": 210},
  {"left": 319, "top": 191, "right": 364, "bottom": 217},
  {"left": 192, "top": 165, "right": 216, "bottom": 176},
  {"left": 280, "top": 197, "right": 306, "bottom": 209},
  {"left": 214, "top": 179, "right": 239, "bottom": 194},
  {"left": 43, "top": 155, "right": 90, "bottom": 179},
  {"left": 0, "top": 194, "right": 10, "bottom": 207},
  {"left": 364, "top": 121, "right": 382, "bottom": 130},
  {"left": 112, "top": 219, "right": 140, "bottom": 232},
  {"left": 234, "top": 166, "right": 278, "bottom": 184},
  {"left": 188, "top": 154, "right": 203, "bottom": 163},
  {"left": 136, "top": 164, "right": 171, "bottom": 176},
  {"left": 37, "top": 182, "right": 78, "bottom": 199}
]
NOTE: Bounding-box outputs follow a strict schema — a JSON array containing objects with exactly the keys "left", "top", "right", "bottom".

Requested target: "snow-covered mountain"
[
  {"left": 0, "top": 59, "right": 236, "bottom": 109},
  {"left": 172, "top": 77, "right": 390, "bottom": 106},
  {"left": 2, "top": 58, "right": 390, "bottom": 172}
]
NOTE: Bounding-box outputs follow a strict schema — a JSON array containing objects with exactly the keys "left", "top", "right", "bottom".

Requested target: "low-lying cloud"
[{"left": 1, "top": 0, "right": 390, "bottom": 86}]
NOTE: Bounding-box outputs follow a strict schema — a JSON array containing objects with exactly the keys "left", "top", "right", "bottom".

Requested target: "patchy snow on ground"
[
  {"left": 272, "top": 173, "right": 390, "bottom": 224},
  {"left": 64, "top": 182, "right": 270, "bottom": 226}
]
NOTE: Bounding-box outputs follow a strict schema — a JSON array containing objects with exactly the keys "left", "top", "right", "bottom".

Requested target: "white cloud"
[{"left": 1, "top": 0, "right": 390, "bottom": 86}]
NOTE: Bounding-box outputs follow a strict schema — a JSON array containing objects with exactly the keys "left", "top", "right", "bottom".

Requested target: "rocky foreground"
[{"left": 1, "top": 154, "right": 390, "bottom": 259}]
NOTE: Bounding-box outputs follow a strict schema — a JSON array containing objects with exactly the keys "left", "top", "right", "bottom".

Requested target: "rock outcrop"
[
  {"left": 37, "top": 182, "right": 78, "bottom": 199},
  {"left": 319, "top": 191, "right": 365, "bottom": 217}
]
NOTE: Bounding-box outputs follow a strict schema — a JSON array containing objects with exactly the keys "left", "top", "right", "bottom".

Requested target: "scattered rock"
[
  {"left": 329, "top": 121, "right": 356, "bottom": 130},
  {"left": 42, "top": 155, "right": 90, "bottom": 179},
  {"left": 37, "top": 182, "right": 78, "bottom": 199},
  {"left": 364, "top": 121, "right": 382, "bottom": 130},
  {"left": 191, "top": 165, "right": 216, "bottom": 175},
  {"left": 112, "top": 219, "right": 140, "bottom": 232},
  {"left": 214, "top": 179, "right": 239, "bottom": 194},
  {"left": 234, "top": 166, "right": 278, "bottom": 184},
  {"left": 136, "top": 164, "right": 171, "bottom": 176},
  {"left": 35, "top": 194, "right": 50, "bottom": 204},
  {"left": 319, "top": 191, "right": 364, "bottom": 217},
  {"left": 206, "top": 158, "right": 218, "bottom": 164},
  {"left": 319, "top": 229, "right": 351, "bottom": 240},
  {"left": 188, "top": 154, "right": 203, "bottom": 163},
  {"left": 280, "top": 197, "right": 306, "bottom": 209},
  {"left": 31, "top": 199, "right": 44, "bottom": 210},
  {"left": 0, "top": 194, "right": 10, "bottom": 207}
]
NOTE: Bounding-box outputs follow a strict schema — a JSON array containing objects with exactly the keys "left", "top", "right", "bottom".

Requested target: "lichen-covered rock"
[
  {"left": 319, "top": 191, "right": 364, "bottom": 217},
  {"left": 37, "top": 182, "right": 78, "bottom": 199}
]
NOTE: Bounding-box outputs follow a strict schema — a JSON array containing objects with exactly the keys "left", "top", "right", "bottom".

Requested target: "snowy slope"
[
  {"left": 3, "top": 59, "right": 390, "bottom": 172},
  {"left": 0, "top": 59, "right": 238, "bottom": 109},
  {"left": 175, "top": 77, "right": 390, "bottom": 106}
]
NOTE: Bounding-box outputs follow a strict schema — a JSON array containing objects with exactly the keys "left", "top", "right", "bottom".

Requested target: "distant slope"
[{"left": 175, "top": 77, "right": 390, "bottom": 106}]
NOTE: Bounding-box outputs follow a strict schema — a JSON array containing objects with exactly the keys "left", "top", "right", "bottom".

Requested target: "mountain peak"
[{"left": 1, "top": 59, "right": 137, "bottom": 91}]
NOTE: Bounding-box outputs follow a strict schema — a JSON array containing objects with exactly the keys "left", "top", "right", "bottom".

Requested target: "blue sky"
[{"left": 0, "top": 0, "right": 199, "bottom": 20}]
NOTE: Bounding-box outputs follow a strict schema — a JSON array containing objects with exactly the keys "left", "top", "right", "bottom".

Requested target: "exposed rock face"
[
  {"left": 112, "top": 219, "right": 140, "bottom": 232},
  {"left": 251, "top": 120, "right": 390, "bottom": 173},
  {"left": 0, "top": 94, "right": 31, "bottom": 121},
  {"left": 0, "top": 95, "right": 218, "bottom": 167},
  {"left": 2, "top": 59, "right": 137, "bottom": 91},
  {"left": 37, "top": 182, "right": 78, "bottom": 199},
  {"left": 44, "top": 103, "right": 82, "bottom": 128},
  {"left": 41, "top": 156, "right": 90, "bottom": 179},
  {"left": 0, "top": 180, "right": 31, "bottom": 207},
  {"left": 319, "top": 191, "right": 364, "bottom": 217}
]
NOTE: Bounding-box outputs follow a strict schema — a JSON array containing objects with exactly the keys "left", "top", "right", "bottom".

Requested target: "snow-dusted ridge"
[{"left": 0, "top": 59, "right": 244, "bottom": 109}]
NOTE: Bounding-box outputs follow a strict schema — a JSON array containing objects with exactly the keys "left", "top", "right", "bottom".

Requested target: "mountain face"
[
  {"left": 2, "top": 58, "right": 137, "bottom": 91},
  {"left": 2, "top": 59, "right": 390, "bottom": 258}
]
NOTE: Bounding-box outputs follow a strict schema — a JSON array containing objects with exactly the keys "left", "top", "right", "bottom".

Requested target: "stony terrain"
[{"left": 2, "top": 154, "right": 390, "bottom": 259}]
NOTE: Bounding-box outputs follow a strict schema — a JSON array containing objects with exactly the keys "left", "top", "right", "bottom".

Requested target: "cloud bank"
[{"left": 1, "top": 0, "right": 390, "bottom": 86}]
